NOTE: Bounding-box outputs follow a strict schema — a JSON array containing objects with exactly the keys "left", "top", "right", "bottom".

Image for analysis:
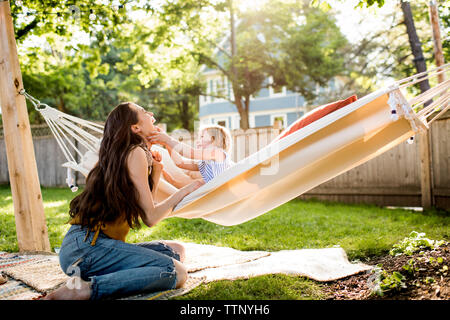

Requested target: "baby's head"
[{"left": 197, "top": 125, "right": 232, "bottom": 153}]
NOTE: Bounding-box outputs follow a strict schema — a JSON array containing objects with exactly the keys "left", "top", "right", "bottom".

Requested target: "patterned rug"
[
  {"left": 0, "top": 252, "right": 37, "bottom": 269},
  {"left": 0, "top": 276, "right": 42, "bottom": 300},
  {"left": 0, "top": 252, "right": 204, "bottom": 300},
  {"left": 0, "top": 252, "right": 42, "bottom": 300},
  {"left": 2, "top": 256, "right": 68, "bottom": 294}
]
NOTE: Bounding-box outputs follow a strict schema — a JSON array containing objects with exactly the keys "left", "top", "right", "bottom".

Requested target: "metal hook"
[{"left": 19, "top": 88, "right": 46, "bottom": 111}]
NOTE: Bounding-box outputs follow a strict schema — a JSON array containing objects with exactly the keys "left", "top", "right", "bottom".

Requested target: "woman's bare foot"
[{"left": 43, "top": 277, "right": 91, "bottom": 300}]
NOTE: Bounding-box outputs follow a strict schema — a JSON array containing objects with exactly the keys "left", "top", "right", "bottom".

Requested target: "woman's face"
[{"left": 130, "top": 103, "right": 157, "bottom": 137}]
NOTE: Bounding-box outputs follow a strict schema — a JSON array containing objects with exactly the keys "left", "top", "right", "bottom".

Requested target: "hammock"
[{"left": 24, "top": 64, "right": 449, "bottom": 226}]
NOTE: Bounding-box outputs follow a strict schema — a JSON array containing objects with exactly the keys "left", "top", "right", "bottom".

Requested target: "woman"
[{"left": 45, "top": 102, "right": 203, "bottom": 300}]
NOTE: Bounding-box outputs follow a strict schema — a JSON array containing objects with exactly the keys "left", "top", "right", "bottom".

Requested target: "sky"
[
  {"left": 237, "top": 0, "right": 400, "bottom": 44},
  {"left": 330, "top": 0, "right": 399, "bottom": 43}
]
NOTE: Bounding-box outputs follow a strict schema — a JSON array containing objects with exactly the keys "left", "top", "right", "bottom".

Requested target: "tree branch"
[
  {"left": 192, "top": 51, "right": 231, "bottom": 79},
  {"left": 15, "top": 17, "right": 40, "bottom": 41}
]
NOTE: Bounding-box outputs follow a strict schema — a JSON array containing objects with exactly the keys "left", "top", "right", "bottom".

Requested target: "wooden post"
[
  {"left": 420, "top": 0, "right": 447, "bottom": 210},
  {"left": 0, "top": 2, "right": 50, "bottom": 252},
  {"left": 401, "top": 1, "right": 434, "bottom": 209},
  {"left": 418, "top": 133, "right": 433, "bottom": 209}
]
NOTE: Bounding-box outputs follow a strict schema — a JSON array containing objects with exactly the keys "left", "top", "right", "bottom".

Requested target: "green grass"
[{"left": 0, "top": 185, "right": 449, "bottom": 299}]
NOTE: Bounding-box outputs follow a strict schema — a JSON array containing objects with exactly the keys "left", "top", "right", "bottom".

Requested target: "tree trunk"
[
  {"left": 428, "top": 1, "right": 445, "bottom": 83},
  {"left": 400, "top": 1, "right": 430, "bottom": 94},
  {"left": 235, "top": 95, "right": 250, "bottom": 129},
  {"left": 180, "top": 98, "right": 191, "bottom": 130},
  {"left": 228, "top": 0, "right": 250, "bottom": 129}
]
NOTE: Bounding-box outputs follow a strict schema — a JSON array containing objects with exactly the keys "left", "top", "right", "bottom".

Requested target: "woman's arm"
[
  {"left": 150, "top": 160, "right": 163, "bottom": 198},
  {"left": 168, "top": 147, "right": 200, "bottom": 171},
  {"left": 162, "top": 169, "right": 193, "bottom": 189},
  {"left": 127, "top": 147, "right": 203, "bottom": 227},
  {"left": 148, "top": 132, "right": 225, "bottom": 162}
]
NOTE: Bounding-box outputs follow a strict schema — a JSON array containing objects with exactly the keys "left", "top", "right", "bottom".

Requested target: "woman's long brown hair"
[{"left": 69, "top": 102, "right": 150, "bottom": 230}]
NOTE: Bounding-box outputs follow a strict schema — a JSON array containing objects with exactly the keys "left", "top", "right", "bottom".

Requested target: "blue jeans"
[{"left": 59, "top": 224, "right": 179, "bottom": 300}]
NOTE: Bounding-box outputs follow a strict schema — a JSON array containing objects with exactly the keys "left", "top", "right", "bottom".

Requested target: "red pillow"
[{"left": 276, "top": 95, "right": 358, "bottom": 140}]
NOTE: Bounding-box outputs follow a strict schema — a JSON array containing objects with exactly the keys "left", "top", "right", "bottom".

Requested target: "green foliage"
[
  {"left": 8, "top": 0, "right": 450, "bottom": 131},
  {"left": 370, "top": 230, "right": 448, "bottom": 296},
  {"left": 402, "top": 258, "right": 419, "bottom": 275},
  {"left": 273, "top": 5, "right": 348, "bottom": 103},
  {"left": 11, "top": 0, "right": 132, "bottom": 44},
  {"left": 389, "top": 231, "right": 446, "bottom": 257},
  {"left": 310, "top": 0, "right": 386, "bottom": 10},
  {"left": 370, "top": 266, "right": 407, "bottom": 296},
  {"left": 12, "top": 1, "right": 206, "bottom": 130}
]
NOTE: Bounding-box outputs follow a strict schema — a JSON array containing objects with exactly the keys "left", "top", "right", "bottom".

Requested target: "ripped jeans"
[{"left": 58, "top": 224, "right": 179, "bottom": 300}]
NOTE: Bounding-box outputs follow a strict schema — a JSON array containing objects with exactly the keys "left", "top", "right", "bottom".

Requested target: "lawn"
[{"left": 0, "top": 185, "right": 449, "bottom": 299}]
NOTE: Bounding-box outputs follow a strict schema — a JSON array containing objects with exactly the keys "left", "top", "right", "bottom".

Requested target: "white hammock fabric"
[{"left": 26, "top": 64, "right": 449, "bottom": 226}]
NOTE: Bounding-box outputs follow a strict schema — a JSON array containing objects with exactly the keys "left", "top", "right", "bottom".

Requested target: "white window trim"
[
  {"left": 249, "top": 114, "right": 255, "bottom": 128},
  {"left": 233, "top": 115, "right": 240, "bottom": 130},
  {"left": 270, "top": 113, "right": 287, "bottom": 127},
  {"left": 213, "top": 116, "right": 230, "bottom": 129},
  {"left": 268, "top": 76, "right": 286, "bottom": 97}
]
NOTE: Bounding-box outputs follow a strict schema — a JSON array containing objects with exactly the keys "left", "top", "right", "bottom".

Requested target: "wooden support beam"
[
  {"left": 418, "top": 0, "right": 447, "bottom": 210},
  {"left": 401, "top": 1, "right": 435, "bottom": 210},
  {"left": 418, "top": 131, "right": 433, "bottom": 209},
  {"left": 0, "top": 1, "right": 50, "bottom": 252}
]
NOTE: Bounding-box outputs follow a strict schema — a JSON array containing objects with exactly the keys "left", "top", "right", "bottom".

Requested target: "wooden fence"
[{"left": 0, "top": 118, "right": 449, "bottom": 210}]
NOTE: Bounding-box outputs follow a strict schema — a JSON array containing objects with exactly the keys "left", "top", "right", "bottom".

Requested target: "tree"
[
  {"left": 8, "top": 1, "right": 141, "bottom": 123},
  {"left": 8, "top": 1, "right": 205, "bottom": 130},
  {"left": 400, "top": 0, "right": 430, "bottom": 95},
  {"left": 313, "top": 0, "right": 449, "bottom": 95},
  {"left": 11, "top": 0, "right": 133, "bottom": 44},
  {"left": 167, "top": 0, "right": 349, "bottom": 129}
]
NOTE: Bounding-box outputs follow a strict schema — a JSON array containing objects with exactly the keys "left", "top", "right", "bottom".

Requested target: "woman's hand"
[
  {"left": 147, "top": 131, "right": 175, "bottom": 148},
  {"left": 184, "top": 179, "right": 205, "bottom": 193},
  {"left": 152, "top": 159, "right": 164, "bottom": 173},
  {"left": 151, "top": 150, "right": 162, "bottom": 162}
]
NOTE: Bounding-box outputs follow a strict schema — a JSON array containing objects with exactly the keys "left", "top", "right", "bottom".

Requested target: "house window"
[
  {"left": 217, "top": 77, "right": 226, "bottom": 98},
  {"left": 213, "top": 117, "right": 229, "bottom": 129},
  {"left": 268, "top": 76, "right": 286, "bottom": 97},
  {"left": 272, "top": 84, "right": 283, "bottom": 94},
  {"left": 270, "top": 114, "right": 287, "bottom": 129}
]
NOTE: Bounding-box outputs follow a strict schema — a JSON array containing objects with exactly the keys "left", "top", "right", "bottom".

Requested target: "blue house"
[
  {"left": 198, "top": 24, "right": 343, "bottom": 130},
  {"left": 199, "top": 59, "right": 342, "bottom": 130},
  {"left": 199, "top": 69, "right": 342, "bottom": 130}
]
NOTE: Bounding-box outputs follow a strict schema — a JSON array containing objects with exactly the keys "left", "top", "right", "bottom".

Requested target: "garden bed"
[{"left": 324, "top": 242, "right": 450, "bottom": 300}]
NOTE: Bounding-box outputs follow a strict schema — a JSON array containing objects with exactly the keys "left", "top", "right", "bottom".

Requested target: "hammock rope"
[{"left": 20, "top": 89, "right": 104, "bottom": 191}]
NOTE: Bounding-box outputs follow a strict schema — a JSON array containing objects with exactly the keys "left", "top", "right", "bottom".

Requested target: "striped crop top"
[{"left": 197, "top": 150, "right": 234, "bottom": 183}]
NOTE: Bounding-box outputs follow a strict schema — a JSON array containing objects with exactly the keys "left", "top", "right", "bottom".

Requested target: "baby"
[{"left": 148, "top": 125, "right": 234, "bottom": 187}]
